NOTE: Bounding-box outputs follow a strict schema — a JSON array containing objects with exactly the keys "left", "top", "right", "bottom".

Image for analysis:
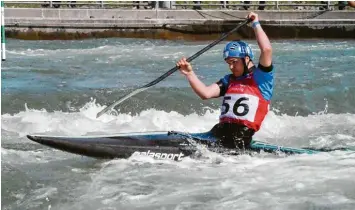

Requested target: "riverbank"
[{"left": 4, "top": 8, "right": 355, "bottom": 40}]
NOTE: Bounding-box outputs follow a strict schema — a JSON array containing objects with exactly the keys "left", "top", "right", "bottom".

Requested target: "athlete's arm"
[
  {"left": 248, "top": 12, "right": 272, "bottom": 68},
  {"left": 177, "top": 57, "right": 220, "bottom": 100},
  {"left": 186, "top": 72, "right": 220, "bottom": 99}
]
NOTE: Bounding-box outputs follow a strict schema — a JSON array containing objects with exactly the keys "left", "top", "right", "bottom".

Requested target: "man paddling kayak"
[{"left": 176, "top": 12, "right": 273, "bottom": 150}]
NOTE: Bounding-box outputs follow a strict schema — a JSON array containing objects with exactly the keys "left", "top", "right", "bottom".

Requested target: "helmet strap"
[{"left": 242, "top": 57, "right": 252, "bottom": 76}]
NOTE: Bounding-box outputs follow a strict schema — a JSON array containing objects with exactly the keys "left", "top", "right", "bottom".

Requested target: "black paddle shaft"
[
  {"left": 142, "top": 18, "right": 253, "bottom": 88},
  {"left": 96, "top": 18, "right": 253, "bottom": 118}
]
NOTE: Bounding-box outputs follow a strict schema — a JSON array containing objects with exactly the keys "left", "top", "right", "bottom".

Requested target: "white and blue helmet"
[{"left": 223, "top": 41, "right": 254, "bottom": 60}]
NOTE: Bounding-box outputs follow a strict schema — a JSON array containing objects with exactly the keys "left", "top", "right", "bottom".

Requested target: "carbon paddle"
[{"left": 96, "top": 17, "right": 253, "bottom": 118}]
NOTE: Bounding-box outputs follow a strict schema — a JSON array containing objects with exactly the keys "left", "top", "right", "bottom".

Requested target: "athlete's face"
[{"left": 225, "top": 57, "right": 249, "bottom": 77}]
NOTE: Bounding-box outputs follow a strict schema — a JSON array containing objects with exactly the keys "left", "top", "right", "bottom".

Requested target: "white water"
[
  {"left": 2, "top": 100, "right": 355, "bottom": 146},
  {"left": 2, "top": 101, "right": 355, "bottom": 210}
]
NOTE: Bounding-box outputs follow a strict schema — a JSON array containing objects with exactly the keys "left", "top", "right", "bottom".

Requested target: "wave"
[
  {"left": 5, "top": 39, "right": 203, "bottom": 57},
  {"left": 2, "top": 100, "right": 355, "bottom": 149}
]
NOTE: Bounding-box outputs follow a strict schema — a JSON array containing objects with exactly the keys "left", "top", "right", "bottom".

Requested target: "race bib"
[{"left": 220, "top": 94, "right": 259, "bottom": 122}]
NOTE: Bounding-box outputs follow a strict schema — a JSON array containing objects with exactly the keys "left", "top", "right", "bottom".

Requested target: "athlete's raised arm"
[
  {"left": 177, "top": 57, "right": 220, "bottom": 100},
  {"left": 248, "top": 12, "right": 272, "bottom": 67}
]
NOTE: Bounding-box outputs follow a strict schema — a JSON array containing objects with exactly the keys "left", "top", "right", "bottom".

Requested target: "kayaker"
[{"left": 176, "top": 12, "right": 273, "bottom": 149}]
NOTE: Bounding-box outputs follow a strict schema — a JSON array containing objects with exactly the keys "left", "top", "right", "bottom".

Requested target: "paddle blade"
[{"left": 96, "top": 87, "right": 149, "bottom": 118}]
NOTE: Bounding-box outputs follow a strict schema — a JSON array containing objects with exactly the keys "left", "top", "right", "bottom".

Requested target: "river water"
[{"left": 2, "top": 38, "right": 355, "bottom": 210}]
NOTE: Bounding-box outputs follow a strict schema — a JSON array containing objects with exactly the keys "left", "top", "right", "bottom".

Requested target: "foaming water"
[
  {"left": 2, "top": 101, "right": 355, "bottom": 210},
  {"left": 1, "top": 101, "right": 216, "bottom": 138},
  {"left": 2, "top": 101, "right": 355, "bottom": 146},
  {"left": 73, "top": 151, "right": 354, "bottom": 210}
]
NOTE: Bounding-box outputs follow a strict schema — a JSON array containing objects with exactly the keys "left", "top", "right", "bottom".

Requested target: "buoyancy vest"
[{"left": 219, "top": 72, "right": 270, "bottom": 131}]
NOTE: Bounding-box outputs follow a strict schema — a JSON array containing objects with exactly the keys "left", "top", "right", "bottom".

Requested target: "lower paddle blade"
[{"left": 96, "top": 87, "right": 148, "bottom": 118}]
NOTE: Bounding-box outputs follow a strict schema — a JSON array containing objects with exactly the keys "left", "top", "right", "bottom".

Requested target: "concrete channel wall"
[{"left": 4, "top": 8, "right": 355, "bottom": 39}]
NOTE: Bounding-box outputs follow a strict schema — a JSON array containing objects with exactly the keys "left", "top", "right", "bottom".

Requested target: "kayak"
[
  {"left": 27, "top": 131, "right": 214, "bottom": 161},
  {"left": 26, "top": 131, "right": 352, "bottom": 160}
]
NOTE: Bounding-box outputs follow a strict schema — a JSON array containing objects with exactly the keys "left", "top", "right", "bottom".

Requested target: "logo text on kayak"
[{"left": 132, "top": 150, "right": 184, "bottom": 161}]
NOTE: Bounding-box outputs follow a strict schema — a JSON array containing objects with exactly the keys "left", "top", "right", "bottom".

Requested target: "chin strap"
[{"left": 242, "top": 57, "right": 252, "bottom": 76}]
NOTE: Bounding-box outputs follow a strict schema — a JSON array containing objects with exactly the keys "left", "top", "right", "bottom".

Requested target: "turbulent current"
[{"left": 1, "top": 38, "right": 355, "bottom": 210}]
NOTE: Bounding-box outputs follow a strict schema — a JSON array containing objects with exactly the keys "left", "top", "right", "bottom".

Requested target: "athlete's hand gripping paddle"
[{"left": 96, "top": 16, "right": 255, "bottom": 118}]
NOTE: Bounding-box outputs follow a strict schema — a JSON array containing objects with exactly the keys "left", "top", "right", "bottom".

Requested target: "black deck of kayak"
[{"left": 27, "top": 131, "right": 353, "bottom": 160}]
